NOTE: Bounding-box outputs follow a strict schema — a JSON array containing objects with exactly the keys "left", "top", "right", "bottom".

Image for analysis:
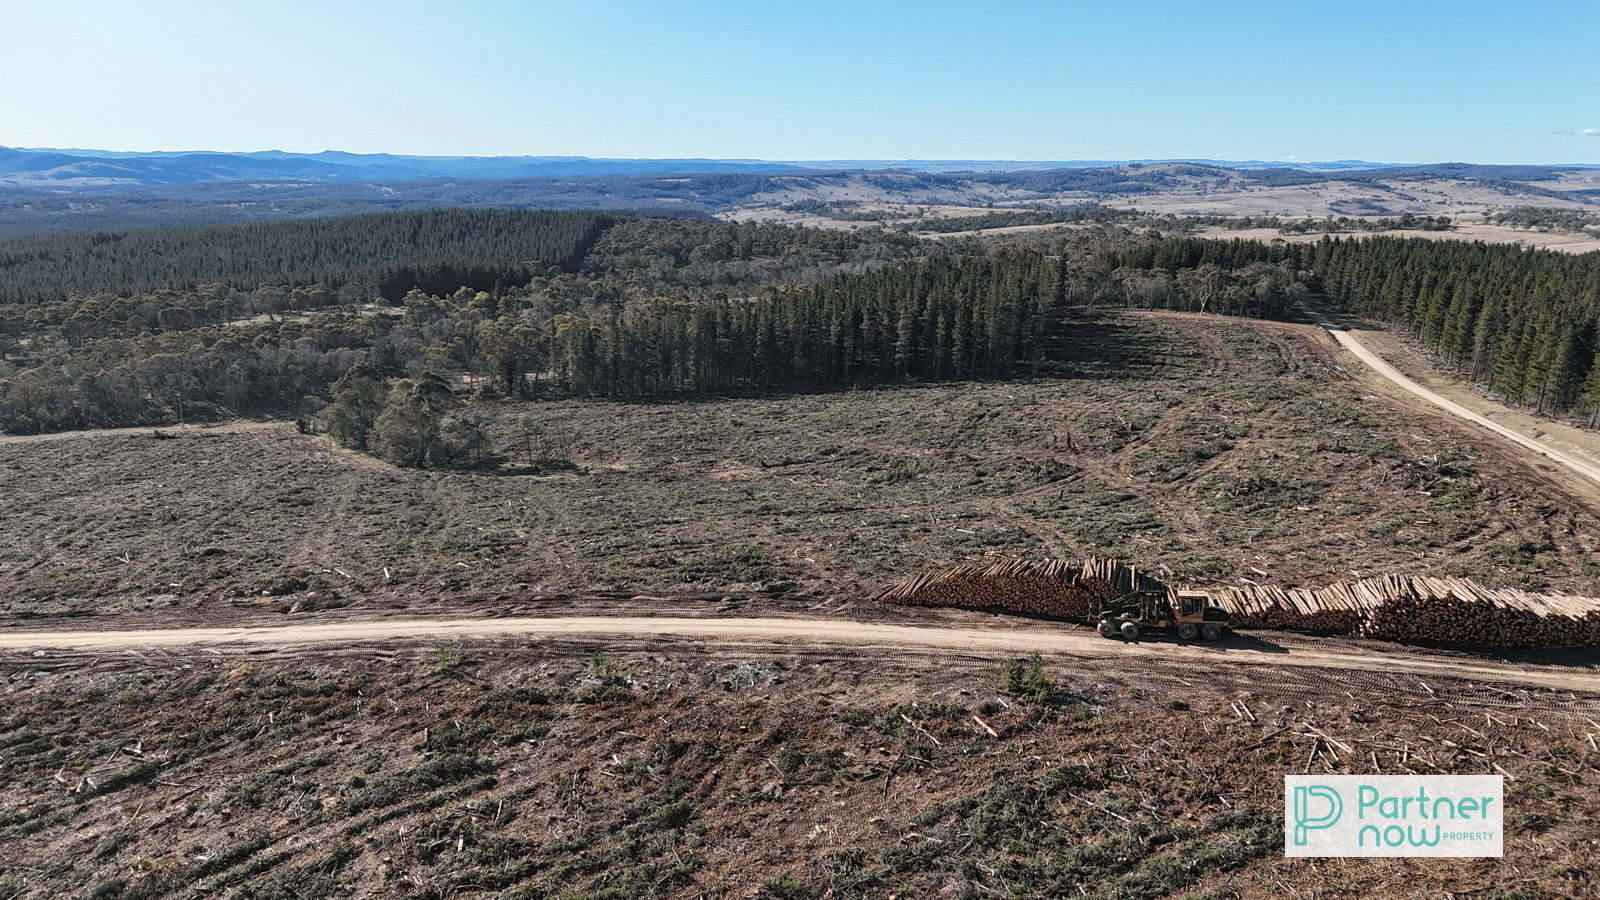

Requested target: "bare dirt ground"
[
  {"left": 1124, "top": 307, "right": 1600, "bottom": 564},
  {"left": 0, "top": 420, "right": 281, "bottom": 447},
  {"left": 4, "top": 633, "right": 1598, "bottom": 899}
]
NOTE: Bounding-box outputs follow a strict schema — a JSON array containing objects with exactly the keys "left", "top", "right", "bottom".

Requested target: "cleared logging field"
[
  {"left": 1, "top": 641, "right": 1596, "bottom": 899},
  {"left": 5, "top": 312, "right": 1600, "bottom": 622}
]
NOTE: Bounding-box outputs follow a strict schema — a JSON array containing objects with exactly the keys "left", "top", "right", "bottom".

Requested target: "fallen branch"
[
  {"left": 1300, "top": 722, "right": 1352, "bottom": 755},
  {"left": 900, "top": 713, "right": 942, "bottom": 746},
  {"left": 1078, "top": 798, "right": 1129, "bottom": 822}
]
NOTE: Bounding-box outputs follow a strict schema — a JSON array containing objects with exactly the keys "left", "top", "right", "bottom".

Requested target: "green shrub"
[
  {"left": 761, "top": 871, "right": 808, "bottom": 899},
  {"left": 435, "top": 643, "right": 465, "bottom": 672},
  {"left": 996, "top": 652, "right": 1053, "bottom": 703}
]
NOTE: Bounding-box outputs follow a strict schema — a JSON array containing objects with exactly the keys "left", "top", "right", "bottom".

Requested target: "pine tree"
[
  {"left": 1441, "top": 280, "right": 1480, "bottom": 367},
  {"left": 1472, "top": 295, "right": 1507, "bottom": 382}
]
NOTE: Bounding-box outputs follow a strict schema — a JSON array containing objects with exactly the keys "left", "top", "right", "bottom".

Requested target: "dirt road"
[
  {"left": 6, "top": 616, "right": 1598, "bottom": 693},
  {"left": 1302, "top": 306, "right": 1600, "bottom": 489}
]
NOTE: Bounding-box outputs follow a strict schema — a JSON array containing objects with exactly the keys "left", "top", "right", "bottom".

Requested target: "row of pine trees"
[
  {"left": 1098, "top": 233, "right": 1600, "bottom": 417},
  {"left": 1311, "top": 236, "right": 1600, "bottom": 414}
]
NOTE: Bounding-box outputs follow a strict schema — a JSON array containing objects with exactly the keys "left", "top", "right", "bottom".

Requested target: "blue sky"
[{"left": 2, "top": 0, "right": 1596, "bottom": 164}]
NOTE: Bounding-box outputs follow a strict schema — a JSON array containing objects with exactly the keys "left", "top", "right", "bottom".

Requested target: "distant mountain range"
[
  {"left": 0, "top": 147, "right": 817, "bottom": 186},
  {"left": 2, "top": 148, "right": 1597, "bottom": 238},
  {"left": 0, "top": 146, "right": 1423, "bottom": 188}
]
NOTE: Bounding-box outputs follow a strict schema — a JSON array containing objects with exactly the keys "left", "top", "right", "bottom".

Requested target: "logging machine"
[{"left": 1094, "top": 589, "right": 1229, "bottom": 642}]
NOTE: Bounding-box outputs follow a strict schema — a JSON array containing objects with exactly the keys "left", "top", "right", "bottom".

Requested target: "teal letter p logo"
[{"left": 1294, "top": 785, "right": 1343, "bottom": 846}]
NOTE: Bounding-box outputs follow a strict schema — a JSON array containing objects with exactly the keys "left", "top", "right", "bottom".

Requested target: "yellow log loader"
[{"left": 1093, "top": 589, "right": 1228, "bottom": 642}]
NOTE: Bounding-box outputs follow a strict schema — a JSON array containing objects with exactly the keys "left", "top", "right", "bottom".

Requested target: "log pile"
[
  {"left": 1212, "top": 574, "right": 1600, "bottom": 648},
  {"left": 876, "top": 557, "right": 1162, "bottom": 619},
  {"left": 1208, "top": 582, "right": 1370, "bottom": 634},
  {"left": 881, "top": 557, "right": 1600, "bottom": 648}
]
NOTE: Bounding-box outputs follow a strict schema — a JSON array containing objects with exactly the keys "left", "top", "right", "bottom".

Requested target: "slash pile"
[
  {"left": 1210, "top": 574, "right": 1600, "bottom": 648},
  {"left": 875, "top": 557, "right": 1163, "bottom": 618}
]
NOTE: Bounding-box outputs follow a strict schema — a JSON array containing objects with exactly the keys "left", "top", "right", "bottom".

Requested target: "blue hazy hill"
[{"left": 0, "top": 147, "right": 811, "bottom": 184}]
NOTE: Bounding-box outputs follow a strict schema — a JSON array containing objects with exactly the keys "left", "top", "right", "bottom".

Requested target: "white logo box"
[{"left": 1285, "top": 775, "right": 1503, "bottom": 857}]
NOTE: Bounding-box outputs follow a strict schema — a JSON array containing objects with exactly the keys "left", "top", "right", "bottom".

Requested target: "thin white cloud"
[{"left": 1584, "top": 129, "right": 1600, "bottom": 137}]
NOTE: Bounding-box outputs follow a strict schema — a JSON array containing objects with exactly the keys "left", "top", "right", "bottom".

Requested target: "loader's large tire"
[
  {"left": 1120, "top": 621, "right": 1140, "bottom": 641},
  {"left": 1097, "top": 620, "right": 1116, "bottom": 638},
  {"left": 1201, "top": 623, "right": 1222, "bottom": 642},
  {"left": 1178, "top": 623, "right": 1198, "bottom": 641}
]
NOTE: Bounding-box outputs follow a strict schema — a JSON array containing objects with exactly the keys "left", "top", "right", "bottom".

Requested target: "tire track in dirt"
[
  {"left": 4, "top": 616, "right": 1597, "bottom": 694},
  {"left": 1067, "top": 312, "right": 1347, "bottom": 559}
]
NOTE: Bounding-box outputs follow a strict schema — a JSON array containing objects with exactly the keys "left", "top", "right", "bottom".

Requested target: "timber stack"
[
  {"left": 1209, "top": 582, "right": 1370, "bottom": 634},
  {"left": 1212, "top": 574, "right": 1600, "bottom": 648},
  {"left": 875, "top": 557, "right": 1163, "bottom": 618},
  {"left": 881, "top": 558, "right": 1600, "bottom": 648}
]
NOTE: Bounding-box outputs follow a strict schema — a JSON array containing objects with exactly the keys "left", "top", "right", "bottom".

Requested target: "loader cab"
[{"left": 1175, "top": 590, "right": 1228, "bottom": 622}]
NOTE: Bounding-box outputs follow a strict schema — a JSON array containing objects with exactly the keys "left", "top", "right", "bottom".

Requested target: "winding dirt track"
[
  {"left": 4, "top": 616, "right": 1597, "bottom": 693},
  {"left": 1302, "top": 306, "right": 1600, "bottom": 488}
]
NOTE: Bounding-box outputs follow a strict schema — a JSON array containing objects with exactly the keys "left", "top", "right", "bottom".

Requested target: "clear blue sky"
[{"left": 2, "top": 0, "right": 1596, "bottom": 165}]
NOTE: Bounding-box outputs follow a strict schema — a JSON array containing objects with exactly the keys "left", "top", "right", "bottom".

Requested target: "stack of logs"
[
  {"left": 880, "top": 559, "right": 1600, "bottom": 648},
  {"left": 875, "top": 557, "right": 1163, "bottom": 619},
  {"left": 1210, "top": 574, "right": 1600, "bottom": 648},
  {"left": 1204, "top": 583, "right": 1366, "bottom": 634}
]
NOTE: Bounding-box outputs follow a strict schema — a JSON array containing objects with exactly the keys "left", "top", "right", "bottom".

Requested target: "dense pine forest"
[
  {"left": 0, "top": 208, "right": 614, "bottom": 304},
  {"left": 5, "top": 206, "right": 1600, "bottom": 466},
  {"left": 1312, "top": 236, "right": 1600, "bottom": 413}
]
